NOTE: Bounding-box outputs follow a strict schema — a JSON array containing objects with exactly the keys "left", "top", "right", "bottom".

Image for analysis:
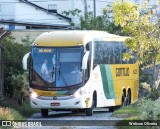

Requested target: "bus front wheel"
[
  {"left": 86, "top": 108, "right": 93, "bottom": 116},
  {"left": 41, "top": 109, "right": 48, "bottom": 117},
  {"left": 86, "top": 96, "right": 95, "bottom": 116}
]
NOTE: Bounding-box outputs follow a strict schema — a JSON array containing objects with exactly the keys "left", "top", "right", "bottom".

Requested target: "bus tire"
[
  {"left": 121, "top": 93, "right": 127, "bottom": 107},
  {"left": 86, "top": 107, "right": 93, "bottom": 116},
  {"left": 41, "top": 109, "right": 48, "bottom": 117},
  {"left": 86, "top": 95, "right": 95, "bottom": 116},
  {"left": 108, "top": 107, "right": 115, "bottom": 112},
  {"left": 127, "top": 90, "right": 131, "bottom": 105}
]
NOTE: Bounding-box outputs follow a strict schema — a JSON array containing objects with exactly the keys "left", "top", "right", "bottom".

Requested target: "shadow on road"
[{"left": 36, "top": 108, "right": 112, "bottom": 118}]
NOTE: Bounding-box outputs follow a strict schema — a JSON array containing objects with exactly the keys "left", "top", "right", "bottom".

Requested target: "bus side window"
[
  {"left": 85, "top": 62, "right": 89, "bottom": 80},
  {"left": 84, "top": 42, "right": 92, "bottom": 80},
  {"left": 86, "top": 50, "right": 91, "bottom": 80}
]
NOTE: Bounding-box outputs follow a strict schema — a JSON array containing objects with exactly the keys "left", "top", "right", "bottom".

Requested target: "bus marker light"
[
  {"left": 51, "top": 102, "right": 60, "bottom": 106},
  {"left": 85, "top": 98, "right": 90, "bottom": 107}
]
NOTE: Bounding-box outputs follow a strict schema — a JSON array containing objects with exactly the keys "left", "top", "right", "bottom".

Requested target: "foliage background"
[{"left": 0, "top": 36, "right": 31, "bottom": 104}]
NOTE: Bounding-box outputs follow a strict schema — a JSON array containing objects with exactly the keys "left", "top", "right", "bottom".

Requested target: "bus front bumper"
[{"left": 30, "top": 96, "right": 87, "bottom": 109}]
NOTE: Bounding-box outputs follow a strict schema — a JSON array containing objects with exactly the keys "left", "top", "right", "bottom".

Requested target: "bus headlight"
[
  {"left": 73, "top": 91, "right": 84, "bottom": 98},
  {"left": 30, "top": 92, "right": 38, "bottom": 98}
]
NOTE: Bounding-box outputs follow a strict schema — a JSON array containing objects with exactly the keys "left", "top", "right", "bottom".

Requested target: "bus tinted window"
[{"left": 93, "top": 41, "right": 137, "bottom": 65}]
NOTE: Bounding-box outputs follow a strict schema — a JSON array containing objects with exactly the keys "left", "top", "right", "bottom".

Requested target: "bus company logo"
[
  {"left": 116, "top": 68, "right": 130, "bottom": 77},
  {"left": 53, "top": 96, "right": 57, "bottom": 100}
]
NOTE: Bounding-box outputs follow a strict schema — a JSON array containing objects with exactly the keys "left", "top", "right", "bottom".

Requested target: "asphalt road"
[{"left": 17, "top": 108, "right": 123, "bottom": 129}]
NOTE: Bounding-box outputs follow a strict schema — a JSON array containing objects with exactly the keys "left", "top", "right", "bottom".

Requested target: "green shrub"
[
  {"left": 0, "top": 36, "right": 31, "bottom": 102},
  {"left": 13, "top": 102, "right": 40, "bottom": 117},
  {"left": 139, "top": 82, "right": 151, "bottom": 98},
  {"left": 146, "top": 86, "right": 160, "bottom": 100},
  {"left": 140, "top": 98, "right": 160, "bottom": 120},
  {"left": 139, "top": 81, "right": 160, "bottom": 100},
  {"left": 9, "top": 73, "right": 29, "bottom": 104}
]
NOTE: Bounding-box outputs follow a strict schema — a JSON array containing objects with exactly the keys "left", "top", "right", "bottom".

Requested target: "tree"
[
  {"left": 113, "top": 0, "right": 160, "bottom": 86},
  {"left": 0, "top": 35, "right": 31, "bottom": 104},
  {"left": 0, "top": 28, "right": 11, "bottom": 40},
  {"left": 63, "top": 5, "right": 123, "bottom": 34},
  {"left": 62, "top": 8, "right": 82, "bottom": 27},
  {"left": 0, "top": 28, "right": 10, "bottom": 98}
]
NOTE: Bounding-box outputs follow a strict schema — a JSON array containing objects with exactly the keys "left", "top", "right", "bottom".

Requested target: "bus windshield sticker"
[{"left": 39, "top": 49, "right": 52, "bottom": 53}]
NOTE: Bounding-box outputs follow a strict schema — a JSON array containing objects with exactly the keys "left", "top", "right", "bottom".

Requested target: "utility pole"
[
  {"left": 71, "top": 0, "right": 75, "bottom": 24},
  {"left": 84, "top": 0, "right": 88, "bottom": 14},
  {"left": 93, "top": 0, "right": 96, "bottom": 18},
  {"left": 84, "top": 0, "right": 88, "bottom": 21}
]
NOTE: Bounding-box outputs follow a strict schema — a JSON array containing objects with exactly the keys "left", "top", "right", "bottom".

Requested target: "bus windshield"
[{"left": 31, "top": 47, "right": 83, "bottom": 87}]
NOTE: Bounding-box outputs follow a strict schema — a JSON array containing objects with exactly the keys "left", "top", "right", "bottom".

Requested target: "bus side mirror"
[
  {"left": 82, "top": 51, "right": 90, "bottom": 70},
  {"left": 22, "top": 52, "right": 31, "bottom": 70}
]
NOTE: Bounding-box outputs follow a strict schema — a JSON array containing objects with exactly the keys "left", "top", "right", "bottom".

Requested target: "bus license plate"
[{"left": 51, "top": 102, "right": 60, "bottom": 106}]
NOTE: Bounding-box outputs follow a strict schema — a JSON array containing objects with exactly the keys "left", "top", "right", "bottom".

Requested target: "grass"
[
  {"left": 0, "top": 98, "right": 40, "bottom": 120},
  {"left": 113, "top": 103, "right": 141, "bottom": 120},
  {"left": 0, "top": 106, "right": 24, "bottom": 129},
  {"left": 0, "top": 107, "right": 24, "bottom": 120},
  {"left": 112, "top": 101, "right": 159, "bottom": 129},
  {"left": 0, "top": 98, "right": 40, "bottom": 129},
  {"left": 10, "top": 102, "right": 40, "bottom": 117},
  {"left": 115, "top": 126, "right": 158, "bottom": 129}
]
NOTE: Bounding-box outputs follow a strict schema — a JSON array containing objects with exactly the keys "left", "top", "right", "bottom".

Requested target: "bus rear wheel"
[
  {"left": 108, "top": 107, "right": 115, "bottom": 112},
  {"left": 41, "top": 109, "right": 48, "bottom": 117},
  {"left": 121, "top": 93, "right": 127, "bottom": 107},
  {"left": 127, "top": 91, "right": 131, "bottom": 106}
]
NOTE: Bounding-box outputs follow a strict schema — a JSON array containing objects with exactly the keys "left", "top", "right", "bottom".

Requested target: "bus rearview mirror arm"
[
  {"left": 22, "top": 52, "right": 31, "bottom": 70},
  {"left": 82, "top": 51, "right": 90, "bottom": 70}
]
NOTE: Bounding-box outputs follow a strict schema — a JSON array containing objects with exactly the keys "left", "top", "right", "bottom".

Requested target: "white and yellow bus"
[{"left": 22, "top": 31, "right": 139, "bottom": 117}]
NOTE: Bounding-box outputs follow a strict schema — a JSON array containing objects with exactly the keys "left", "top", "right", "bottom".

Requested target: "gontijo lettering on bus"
[{"left": 116, "top": 68, "right": 130, "bottom": 77}]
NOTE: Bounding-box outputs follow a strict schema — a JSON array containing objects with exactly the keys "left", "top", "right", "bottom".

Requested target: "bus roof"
[{"left": 33, "top": 30, "right": 128, "bottom": 47}]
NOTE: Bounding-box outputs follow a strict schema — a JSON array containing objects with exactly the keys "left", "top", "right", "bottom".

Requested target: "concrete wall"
[{"left": 11, "top": 30, "right": 54, "bottom": 43}]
